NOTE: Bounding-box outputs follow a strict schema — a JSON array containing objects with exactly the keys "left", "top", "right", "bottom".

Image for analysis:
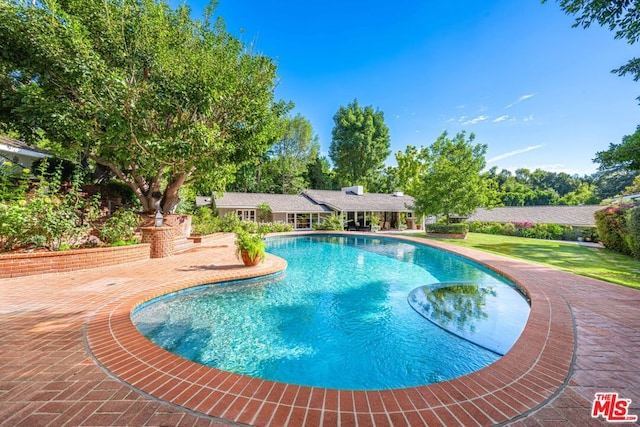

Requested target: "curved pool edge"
[{"left": 85, "top": 232, "right": 575, "bottom": 426}]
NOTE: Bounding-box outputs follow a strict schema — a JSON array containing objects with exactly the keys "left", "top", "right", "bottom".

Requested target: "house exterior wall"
[{"left": 272, "top": 213, "right": 287, "bottom": 223}]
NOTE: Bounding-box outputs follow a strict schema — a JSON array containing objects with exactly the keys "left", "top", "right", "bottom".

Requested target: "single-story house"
[
  {"left": 211, "top": 186, "right": 417, "bottom": 231},
  {"left": 468, "top": 205, "right": 604, "bottom": 227},
  {"left": 0, "top": 135, "right": 52, "bottom": 171}
]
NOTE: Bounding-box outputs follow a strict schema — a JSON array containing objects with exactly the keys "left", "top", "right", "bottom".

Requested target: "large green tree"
[
  {"left": 268, "top": 114, "right": 319, "bottom": 194},
  {"left": 329, "top": 100, "right": 390, "bottom": 189},
  {"left": 0, "top": 0, "right": 288, "bottom": 212},
  {"left": 398, "top": 131, "right": 493, "bottom": 223},
  {"left": 306, "top": 155, "right": 335, "bottom": 190}
]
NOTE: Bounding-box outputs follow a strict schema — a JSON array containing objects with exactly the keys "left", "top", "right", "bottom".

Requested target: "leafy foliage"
[
  {"left": 0, "top": 0, "right": 288, "bottom": 213},
  {"left": 191, "top": 208, "right": 292, "bottom": 235},
  {"left": 468, "top": 221, "right": 594, "bottom": 241},
  {"left": 329, "top": 100, "right": 390, "bottom": 189},
  {"left": 312, "top": 214, "right": 346, "bottom": 231},
  {"left": 268, "top": 115, "right": 320, "bottom": 194},
  {"left": 595, "top": 206, "right": 633, "bottom": 255},
  {"left": 235, "top": 230, "right": 266, "bottom": 263},
  {"left": 424, "top": 223, "right": 469, "bottom": 235},
  {"left": 625, "top": 207, "right": 640, "bottom": 257},
  {"left": 98, "top": 208, "right": 140, "bottom": 245},
  {"left": 399, "top": 131, "right": 493, "bottom": 222},
  {"left": 594, "top": 125, "right": 640, "bottom": 173}
]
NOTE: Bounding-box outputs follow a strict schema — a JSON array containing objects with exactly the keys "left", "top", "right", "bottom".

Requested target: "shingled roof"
[
  {"left": 214, "top": 192, "right": 331, "bottom": 213},
  {"left": 215, "top": 189, "right": 416, "bottom": 214},
  {"left": 469, "top": 205, "right": 603, "bottom": 227},
  {"left": 303, "top": 189, "right": 414, "bottom": 212}
]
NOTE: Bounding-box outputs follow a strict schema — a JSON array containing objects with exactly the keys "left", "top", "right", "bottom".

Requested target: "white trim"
[{"left": 0, "top": 143, "right": 50, "bottom": 159}]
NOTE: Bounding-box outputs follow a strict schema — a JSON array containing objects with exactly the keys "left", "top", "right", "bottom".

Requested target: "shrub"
[
  {"left": 626, "top": 207, "right": 640, "bottom": 257},
  {"left": 532, "top": 223, "right": 564, "bottom": 240},
  {"left": 595, "top": 206, "right": 632, "bottom": 255},
  {"left": 99, "top": 208, "right": 140, "bottom": 245},
  {"left": 191, "top": 208, "right": 294, "bottom": 235},
  {"left": 0, "top": 162, "right": 31, "bottom": 202},
  {"left": 101, "top": 180, "right": 138, "bottom": 206},
  {"left": 470, "top": 221, "right": 579, "bottom": 241},
  {"left": 260, "top": 222, "right": 293, "bottom": 233},
  {"left": 219, "top": 212, "right": 243, "bottom": 232},
  {"left": 313, "top": 214, "right": 346, "bottom": 231},
  {"left": 425, "top": 223, "right": 469, "bottom": 234},
  {"left": 25, "top": 169, "right": 101, "bottom": 251},
  {"left": 0, "top": 202, "right": 29, "bottom": 251}
]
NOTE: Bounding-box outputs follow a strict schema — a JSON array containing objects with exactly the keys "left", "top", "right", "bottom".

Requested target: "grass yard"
[{"left": 405, "top": 232, "right": 640, "bottom": 289}]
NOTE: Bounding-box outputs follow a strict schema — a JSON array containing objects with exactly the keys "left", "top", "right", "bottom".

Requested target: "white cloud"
[
  {"left": 523, "top": 115, "right": 534, "bottom": 122},
  {"left": 463, "top": 115, "right": 489, "bottom": 125},
  {"left": 487, "top": 144, "right": 544, "bottom": 163},
  {"left": 505, "top": 93, "right": 536, "bottom": 109},
  {"left": 492, "top": 115, "right": 509, "bottom": 123}
]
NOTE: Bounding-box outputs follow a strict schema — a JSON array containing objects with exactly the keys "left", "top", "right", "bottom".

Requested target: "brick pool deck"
[{"left": 0, "top": 232, "right": 638, "bottom": 426}]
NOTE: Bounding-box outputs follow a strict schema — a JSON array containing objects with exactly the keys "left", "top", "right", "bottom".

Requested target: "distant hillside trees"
[
  {"left": 485, "top": 167, "right": 600, "bottom": 206},
  {"left": 329, "top": 100, "right": 390, "bottom": 190}
]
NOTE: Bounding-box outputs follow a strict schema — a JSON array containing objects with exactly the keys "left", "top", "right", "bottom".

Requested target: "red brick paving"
[{"left": 1, "top": 232, "right": 638, "bottom": 426}]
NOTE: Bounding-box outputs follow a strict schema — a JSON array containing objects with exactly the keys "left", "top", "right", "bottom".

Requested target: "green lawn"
[{"left": 404, "top": 232, "right": 640, "bottom": 289}]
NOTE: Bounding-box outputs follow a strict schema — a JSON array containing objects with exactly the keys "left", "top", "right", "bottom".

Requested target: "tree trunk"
[{"left": 161, "top": 171, "right": 192, "bottom": 213}]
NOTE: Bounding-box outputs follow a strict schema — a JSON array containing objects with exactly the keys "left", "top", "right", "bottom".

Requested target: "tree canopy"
[
  {"left": 0, "top": 0, "right": 288, "bottom": 212},
  {"left": 594, "top": 125, "right": 640, "bottom": 172},
  {"left": 329, "top": 100, "right": 390, "bottom": 189},
  {"left": 268, "top": 114, "right": 319, "bottom": 194},
  {"left": 397, "top": 131, "right": 493, "bottom": 222}
]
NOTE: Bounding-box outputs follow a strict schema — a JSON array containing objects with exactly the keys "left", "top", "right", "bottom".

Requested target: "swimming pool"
[{"left": 132, "top": 234, "right": 530, "bottom": 390}]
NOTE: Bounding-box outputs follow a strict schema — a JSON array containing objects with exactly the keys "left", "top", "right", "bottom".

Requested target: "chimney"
[{"left": 341, "top": 185, "right": 364, "bottom": 195}]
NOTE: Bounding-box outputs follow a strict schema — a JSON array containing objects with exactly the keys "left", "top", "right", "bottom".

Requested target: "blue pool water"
[{"left": 132, "top": 235, "right": 530, "bottom": 390}]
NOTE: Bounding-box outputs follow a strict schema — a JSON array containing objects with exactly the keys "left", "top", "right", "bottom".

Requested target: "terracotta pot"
[{"left": 241, "top": 250, "right": 261, "bottom": 266}]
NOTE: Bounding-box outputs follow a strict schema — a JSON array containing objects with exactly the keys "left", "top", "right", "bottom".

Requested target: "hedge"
[
  {"left": 425, "top": 223, "right": 469, "bottom": 234},
  {"left": 468, "top": 221, "right": 596, "bottom": 242}
]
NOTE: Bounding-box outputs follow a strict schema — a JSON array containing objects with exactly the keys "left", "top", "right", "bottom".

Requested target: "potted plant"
[{"left": 235, "top": 230, "right": 266, "bottom": 266}]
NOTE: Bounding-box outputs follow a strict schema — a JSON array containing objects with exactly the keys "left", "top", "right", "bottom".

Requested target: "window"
[
  {"left": 297, "top": 214, "right": 310, "bottom": 229},
  {"left": 237, "top": 210, "right": 256, "bottom": 221}
]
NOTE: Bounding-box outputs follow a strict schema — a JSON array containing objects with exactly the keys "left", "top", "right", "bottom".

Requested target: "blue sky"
[{"left": 190, "top": 0, "right": 639, "bottom": 175}]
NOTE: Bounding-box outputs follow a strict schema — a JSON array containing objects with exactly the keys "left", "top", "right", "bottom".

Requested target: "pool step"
[{"left": 174, "top": 233, "right": 229, "bottom": 253}]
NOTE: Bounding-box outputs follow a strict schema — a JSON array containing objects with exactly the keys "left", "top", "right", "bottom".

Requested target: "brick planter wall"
[{"left": 0, "top": 244, "right": 151, "bottom": 279}]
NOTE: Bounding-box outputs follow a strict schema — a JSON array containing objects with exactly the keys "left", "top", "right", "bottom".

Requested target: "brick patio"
[{"left": 0, "top": 233, "right": 638, "bottom": 426}]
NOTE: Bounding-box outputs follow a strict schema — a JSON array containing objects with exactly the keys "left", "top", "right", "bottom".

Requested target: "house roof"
[
  {"left": 0, "top": 135, "right": 52, "bottom": 158},
  {"left": 303, "top": 189, "right": 415, "bottom": 212},
  {"left": 215, "top": 189, "right": 416, "bottom": 214},
  {"left": 215, "top": 192, "right": 331, "bottom": 213},
  {"left": 468, "top": 205, "right": 603, "bottom": 227}
]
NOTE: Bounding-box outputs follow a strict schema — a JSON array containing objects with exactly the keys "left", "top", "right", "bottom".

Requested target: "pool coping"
[{"left": 85, "top": 232, "right": 575, "bottom": 426}]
